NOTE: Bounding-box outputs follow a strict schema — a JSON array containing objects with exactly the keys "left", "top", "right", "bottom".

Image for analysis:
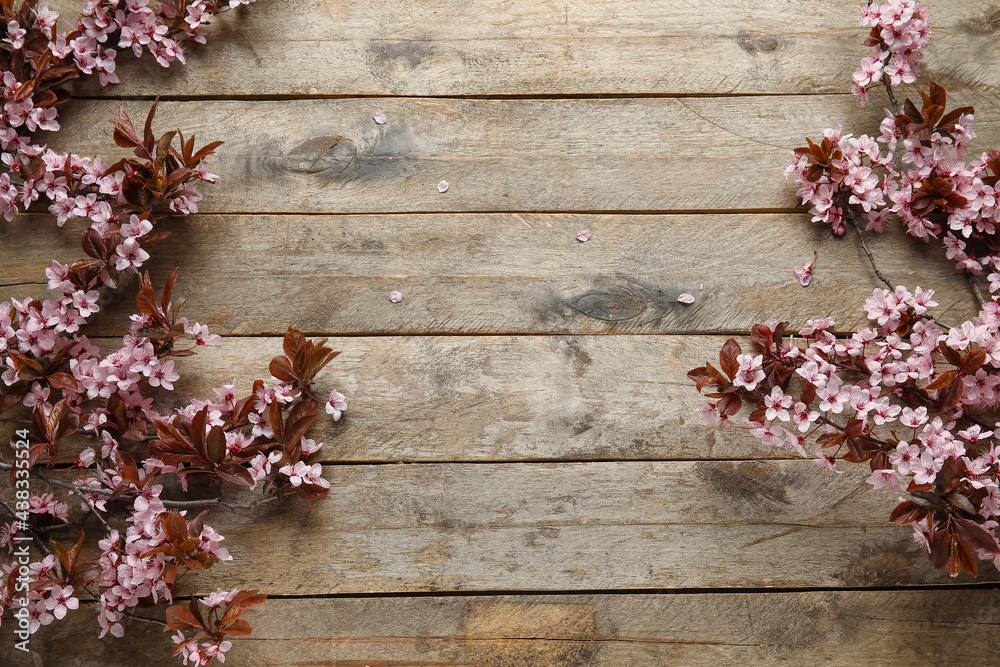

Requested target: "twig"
[
  {"left": 0, "top": 497, "right": 19, "bottom": 522},
  {"left": 0, "top": 497, "right": 52, "bottom": 556},
  {"left": 76, "top": 486, "right": 113, "bottom": 534},
  {"left": 0, "top": 417, "right": 31, "bottom": 424},
  {"left": 968, "top": 272, "right": 986, "bottom": 307},
  {"left": 881, "top": 71, "right": 900, "bottom": 116},
  {"left": 83, "top": 584, "right": 168, "bottom": 627},
  {"left": 157, "top": 495, "right": 280, "bottom": 511},
  {"left": 2, "top": 463, "right": 280, "bottom": 511},
  {"left": 852, "top": 218, "right": 894, "bottom": 290}
]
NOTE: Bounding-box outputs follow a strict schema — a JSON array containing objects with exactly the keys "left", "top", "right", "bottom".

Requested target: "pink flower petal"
[
  {"left": 575, "top": 230, "right": 591, "bottom": 242},
  {"left": 389, "top": 291, "right": 403, "bottom": 303},
  {"left": 372, "top": 111, "right": 387, "bottom": 124},
  {"left": 677, "top": 293, "right": 695, "bottom": 304},
  {"left": 437, "top": 180, "right": 449, "bottom": 193},
  {"left": 793, "top": 251, "right": 818, "bottom": 287}
]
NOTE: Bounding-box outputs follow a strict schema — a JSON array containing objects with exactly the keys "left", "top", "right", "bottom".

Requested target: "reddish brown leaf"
[
  {"left": 219, "top": 618, "right": 253, "bottom": 636},
  {"left": 165, "top": 605, "right": 206, "bottom": 632},
  {"left": 719, "top": 339, "right": 741, "bottom": 380},
  {"left": 221, "top": 591, "right": 267, "bottom": 624}
]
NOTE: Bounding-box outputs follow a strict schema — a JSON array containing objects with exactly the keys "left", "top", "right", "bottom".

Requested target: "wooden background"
[{"left": 6, "top": 0, "right": 1000, "bottom": 664}]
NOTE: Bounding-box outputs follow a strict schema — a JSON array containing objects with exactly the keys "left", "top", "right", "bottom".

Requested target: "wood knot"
[
  {"left": 736, "top": 32, "right": 782, "bottom": 55},
  {"left": 564, "top": 281, "right": 678, "bottom": 326},
  {"left": 568, "top": 286, "right": 646, "bottom": 321},
  {"left": 696, "top": 461, "right": 792, "bottom": 506},
  {"left": 277, "top": 136, "right": 357, "bottom": 175}
]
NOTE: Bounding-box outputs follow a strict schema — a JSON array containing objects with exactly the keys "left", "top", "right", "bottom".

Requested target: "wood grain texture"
[
  {"left": 5, "top": 0, "right": 996, "bottom": 660},
  {"left": 22, "top": 589, "right": 1000, "bottom": 666},
  {"left": 40, "top": 93, "right": 1000, "bottom": 213},
  {"left": 42, "top": 0, "right": 1000, "bottom": 97},
  {"left": 21, "top": 460, "right": 990, "bottom": 597},
  {"left": 21, "top": 334, "right": 852, "bottom": 463},
  {"left": 0, "top": 212, "right": 980, "bottom": 335},
  {"left": 178, "top": 477, "right": 994, "bottom": 594}
]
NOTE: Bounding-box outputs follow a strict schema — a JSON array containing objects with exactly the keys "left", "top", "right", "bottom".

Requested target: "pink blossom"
[
  {"left": 148, "top": 359, "right": 179, "bottom": 390},
  {"left": 867, "top": 468, "right": 905, "bottom": 491},
  {"left": 793, "top": 251, "right": 817, "bottom": 287},
  {"left": 814, "top": 454, "right": 845, "bottom": 474},
  {"left": 279, "top": 461, "right": 329, "bottom": 489},
  {"left": 326, "top": 389, "right": 347, "bottom": 421},
  {"left": 113, "top": 237, "right": 150, "bottom": 272},
  {"left": 763, "top": 387, "right": 792, "bottom": 422},
  {"left": 889, "top": 441, "right": 920, "bottom": 475},
  {"left": 44, "top": 584, "right": 79, "bottom": 620},
  {"left": 733, "top": 354, "right": 764, "bottom": 391}
]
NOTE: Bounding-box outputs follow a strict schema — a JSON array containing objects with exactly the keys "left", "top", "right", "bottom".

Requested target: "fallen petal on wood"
[
  {"left": 372, "top": 111, "right": 387, "bottom": 124},
  {"left": 793, "top": 251, "right": 818, "bottom": 287},
  {"left": 437, "top": 180, "right": 449, "bottom": 193},
  {"left": 677, "top": 293, "right": 695, "bottom": 304},
  {"left": 389, "top": 291, "right": 403, "bottom": 303},
  {"left": 576, "top": 230, "right": 591, "bottom": 242}
]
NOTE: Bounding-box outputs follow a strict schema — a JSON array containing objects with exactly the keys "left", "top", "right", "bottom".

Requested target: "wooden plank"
[
  {"left": 182, "top": 470, "right": 994, "bottom": 594},
  {"left": 45, "top": 0, "right": 1000, "bottom": 97},
  {"left": 26, "top": 460, "right": 991, "bottom": 596},
  {"left": 1, "top": 212, "right": 980, "bottom": 335},
  {"left": 24, "top": 590, "right": 1000, "bottom": 666},
  {"left": 0, "top": 334, "right": 867, "bottom": 463},
  {"left": 41, "top": 93, "right": 1000, "bottom": 213}
]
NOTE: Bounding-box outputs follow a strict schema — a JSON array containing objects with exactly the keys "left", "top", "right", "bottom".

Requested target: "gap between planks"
[{"left": 68, "top": 92, "right": 855, "bottom": 102}]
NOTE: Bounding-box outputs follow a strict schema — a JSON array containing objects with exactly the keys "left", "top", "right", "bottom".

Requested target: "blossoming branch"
[
  {"left": 0, "top": 1, "right": 355, "bottom": 664},
  {"left": 692, "top": 0, "right": 1000, "bottom": 579}
]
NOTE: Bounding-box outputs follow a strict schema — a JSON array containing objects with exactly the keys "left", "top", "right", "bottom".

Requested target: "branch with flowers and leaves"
[
  {"left": 0, "top": 2, "right": 351, "bottom": 664},
  {"left": 691, "top": 0, "right": 1000, "bottom": 579}
]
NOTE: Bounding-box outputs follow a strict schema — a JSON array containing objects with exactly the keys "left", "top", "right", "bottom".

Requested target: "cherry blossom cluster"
[
  {"left": 168, "top": 588, "right": 265, "bottom": 665},
  {"left": 785, "top": 84, "right": 1000, "bottom": 277},
  {"left": 94, "top": 508, "right": 231, "bottom": 645},
  {"left": 0, "top": 552, "right": 81, "bottom": 636},
  {"left": 0, "top": 1, "right": 350, "bottom": 662},
  {"left": 145, "top": 326, "right": 345, "bottom": 502},
  {"left": 0, "top": 0, "right": 255, "bottom": 217},
  {"left": 696, "top": 3, "right": 1000, "bottom": 578},
  {"left": 787, "top": 2, "right": 1000, "bottom": 285},
  {"left": 2, "top": 262, "right": 345, "bottom": 660},
  {"left": 2, "top": 275, "right": 346, "bottom": 662},
  {"left": 851, "top": 0, "right": 931, "bottom": 104},
  {"left": 691, "top": 287, "right": 1000, "bottom": 576}
]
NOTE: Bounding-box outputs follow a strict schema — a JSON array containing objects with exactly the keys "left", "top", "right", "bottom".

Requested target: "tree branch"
[
  {"left": 852, "top": 218, "right": 894, "bottom": 290},
  {"left": 0, "top": 463, "right": 281, "bottom": 511},
  {"left": 968, "top": 272, "right": 986, "bottom": 307},
  {"left": 83, "top": 584, "right": 168, "bottom": 627},
  {"left": 0, "top": 496, "right": 52, "bottom": 556}
]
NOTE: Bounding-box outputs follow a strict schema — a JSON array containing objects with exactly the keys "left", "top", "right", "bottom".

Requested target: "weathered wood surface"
[
  {"left": 23, "top": 589, "right": 1000, "bottom": 666},
  {"left": 42, "top": 93, "right": 1000, "bottom": 213},
  {"left": 47, "top": 0, "right": 1000, "bottom": 97},
  {"left": 19, "top": 460, "right": 988, "bottom": 597},
  {"left": 157, "top": 475, "right": 992, "bottom": 594},
  {"left": 26, "top": 334, "right": 855, "bottom": 463},
  {"left": 0, "top": 213, "right": 980, "bottom": 335},
  {"left": 6, "top": 0, "right": 999, "bottom": 662}
]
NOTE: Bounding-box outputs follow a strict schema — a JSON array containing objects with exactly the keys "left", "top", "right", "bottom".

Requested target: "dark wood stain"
[{"left": 695, "top": 461, "right": 792, "bottom": 507}]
